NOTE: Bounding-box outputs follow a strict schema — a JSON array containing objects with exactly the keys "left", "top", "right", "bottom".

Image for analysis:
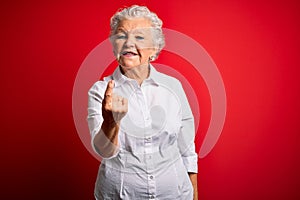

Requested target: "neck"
[{"left": 120, "top": 63, "right": 150, "bottom": 85}]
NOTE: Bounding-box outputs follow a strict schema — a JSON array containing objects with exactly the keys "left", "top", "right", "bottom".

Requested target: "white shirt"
[{"left": 87, "top": 65, "right": 198, "bottom": 200}]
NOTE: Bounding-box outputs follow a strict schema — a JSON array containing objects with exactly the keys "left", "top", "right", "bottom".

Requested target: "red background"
[{"left": 1, "top": 0, "right": 300, "bottom": 199}]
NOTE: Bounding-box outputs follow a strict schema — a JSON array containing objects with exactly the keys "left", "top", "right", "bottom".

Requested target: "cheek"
[
  {"left": 112, "top": 41, "right": 123, "bottom": 52},
  {"left": 136, "top": 40, "right": 156, "bottom": 55},
  {"left": 139, "top": 49, "right": 155, "bottom": 58},
  {"left": 138, "top": 49, "right": 148, "bottom": 57},
  {"left": 136, "top": 39, "right": 155, "bottom": 49}
]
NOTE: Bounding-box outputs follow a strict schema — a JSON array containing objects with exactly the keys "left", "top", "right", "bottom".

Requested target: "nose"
[{"left": 124, "top": 35, "right": 135, "bottom": 48}]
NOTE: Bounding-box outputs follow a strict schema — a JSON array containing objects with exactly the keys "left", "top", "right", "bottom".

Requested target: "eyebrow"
[
  {"left": 116, "top": 28, "right": 127, "bottom": 33},
  {"left": 116, "top": 27, "right": 149, "bottom": 34}
]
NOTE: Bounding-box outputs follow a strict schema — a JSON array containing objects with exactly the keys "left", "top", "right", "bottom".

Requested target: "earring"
[{"left": 149, "top": 55, "right": 155, "bottom": 61}]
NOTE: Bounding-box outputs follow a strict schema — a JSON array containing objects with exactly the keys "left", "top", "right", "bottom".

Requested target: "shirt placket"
[
  {"left": 137, "top": 85, "right": 156, "bottom": 200},
  {"left": 145, "top": 136, "right": 156, "bottom": 199}
]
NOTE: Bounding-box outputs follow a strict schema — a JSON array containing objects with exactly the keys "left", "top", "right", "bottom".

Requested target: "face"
[{"left": 111, "top": 18, "right": 157, "bottom": 70}]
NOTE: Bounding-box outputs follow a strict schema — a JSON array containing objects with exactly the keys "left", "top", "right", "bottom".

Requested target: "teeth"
[{"left": 122, "top": 51, "right": 137, "bottom": 55}]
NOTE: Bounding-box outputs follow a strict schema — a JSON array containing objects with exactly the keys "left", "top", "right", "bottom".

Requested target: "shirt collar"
[
  {"left": 109, "top": 64, "right": 160, "bottom": 87},
  {"left": 145, "top": 64, "right": 160, "bottom": 86}
]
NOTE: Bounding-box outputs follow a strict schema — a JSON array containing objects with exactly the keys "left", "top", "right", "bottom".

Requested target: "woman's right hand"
[
  {"left": 102, "top": 80, "right": 128, "bottom": 125},
  {"left": 93, "top": 80, "right": 128, "bottom": 156}
]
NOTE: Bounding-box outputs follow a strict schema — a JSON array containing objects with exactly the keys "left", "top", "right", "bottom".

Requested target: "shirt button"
[{"left": 150, "top": 175, "right": 153, "bottom": 179}]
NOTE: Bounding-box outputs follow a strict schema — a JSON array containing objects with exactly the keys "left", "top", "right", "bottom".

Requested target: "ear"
[{"left": 150, "top": 47, "right": 159, "bottom": 61}]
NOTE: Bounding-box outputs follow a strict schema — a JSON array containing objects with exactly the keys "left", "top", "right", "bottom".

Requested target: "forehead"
[{"left": 117, "top": 18, "right": 153, "bottom": 32}]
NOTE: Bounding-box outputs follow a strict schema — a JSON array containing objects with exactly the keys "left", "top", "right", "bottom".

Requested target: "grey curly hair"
[{"left": 110, "top": 5, "right": 165, "bottom": 59}]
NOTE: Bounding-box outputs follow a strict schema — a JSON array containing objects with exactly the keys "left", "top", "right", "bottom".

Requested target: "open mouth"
[{"left": 121, "top": 51, "right": 138, "bottom": 56}]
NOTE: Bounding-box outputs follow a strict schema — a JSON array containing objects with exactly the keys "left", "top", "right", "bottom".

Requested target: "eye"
[
  {"left": 116, "top": 34, "right": 126, "bottom": 39},
  {"left": 135, "top": 36, "right": 144, "bottom": 40}
]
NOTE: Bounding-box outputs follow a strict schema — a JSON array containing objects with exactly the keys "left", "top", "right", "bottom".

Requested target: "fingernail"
[{"left": 110, "top": 80, "right": 114, "bottom": 87}]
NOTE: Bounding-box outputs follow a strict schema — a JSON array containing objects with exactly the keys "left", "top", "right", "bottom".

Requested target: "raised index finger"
[{"left": 104, "top": 80, "right": 114, "bottom": 98}]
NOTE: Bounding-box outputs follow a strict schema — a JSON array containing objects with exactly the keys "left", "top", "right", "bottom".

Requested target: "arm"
[
  {"left": 189, "top": 172, "right": 198, "bottom": 200},
  {"left": 175, "top": 81, "right": 199, "bottom": 198},
  {"left": 93, "top": 120, "right": 120, "bottom": 158},
  {"left": 88, "top": 80, "right": 128, "bottom": 158}
]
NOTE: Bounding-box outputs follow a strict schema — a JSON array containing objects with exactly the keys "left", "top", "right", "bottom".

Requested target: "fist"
[{"left": 102, "top": 80, "right": 128, "bottom": 124}]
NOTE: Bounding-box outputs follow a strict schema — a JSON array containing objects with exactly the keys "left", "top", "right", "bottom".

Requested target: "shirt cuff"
[{"left": 182, "top": 154, "right": 198, "bottom": 173}]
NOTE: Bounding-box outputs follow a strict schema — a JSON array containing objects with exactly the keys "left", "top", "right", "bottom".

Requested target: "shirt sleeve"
[
  {"left": 87, "top": 81, "right": 119, "bottom": 159},
  {"left": 175, "top": 81, "right": 198, "bottom": 173}
]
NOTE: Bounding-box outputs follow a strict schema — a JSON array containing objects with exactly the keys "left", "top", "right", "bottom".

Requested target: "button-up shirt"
[{"left": 87, "top": 65, "right": 198, "bottom": 200}]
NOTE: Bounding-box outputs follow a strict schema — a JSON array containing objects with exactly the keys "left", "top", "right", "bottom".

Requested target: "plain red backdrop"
[{"left": 1, "top": 0, "right": 300, "bottom": 199}]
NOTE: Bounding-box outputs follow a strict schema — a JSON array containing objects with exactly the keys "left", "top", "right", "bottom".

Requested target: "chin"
[
  {"left": 119, "top": 60, "right": 139, "bottom": 67},
  {"left": 120, "top": 63, "right": 137, "bottom": 70}
]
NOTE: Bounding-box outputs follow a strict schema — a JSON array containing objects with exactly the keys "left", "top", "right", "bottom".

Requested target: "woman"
[{"left": 87, "top": 5, "right": 198, "bottom": 200}]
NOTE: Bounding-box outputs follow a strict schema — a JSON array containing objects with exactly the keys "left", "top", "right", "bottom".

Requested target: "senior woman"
[{"left": 87, "top": 5, "right": 198, "bottom": 200}]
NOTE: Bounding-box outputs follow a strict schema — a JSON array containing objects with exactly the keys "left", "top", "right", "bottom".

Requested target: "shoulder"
[
  {"left": 154, "top": 70, "right": 190, "bottom": 107},
  {"left": 155, "top": 70, "right": 183, "bottom": 90}
]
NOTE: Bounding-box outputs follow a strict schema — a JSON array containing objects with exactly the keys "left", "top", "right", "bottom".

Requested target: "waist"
[{"left": 103, "top": 144, "right": 182, "bottom": 174}]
